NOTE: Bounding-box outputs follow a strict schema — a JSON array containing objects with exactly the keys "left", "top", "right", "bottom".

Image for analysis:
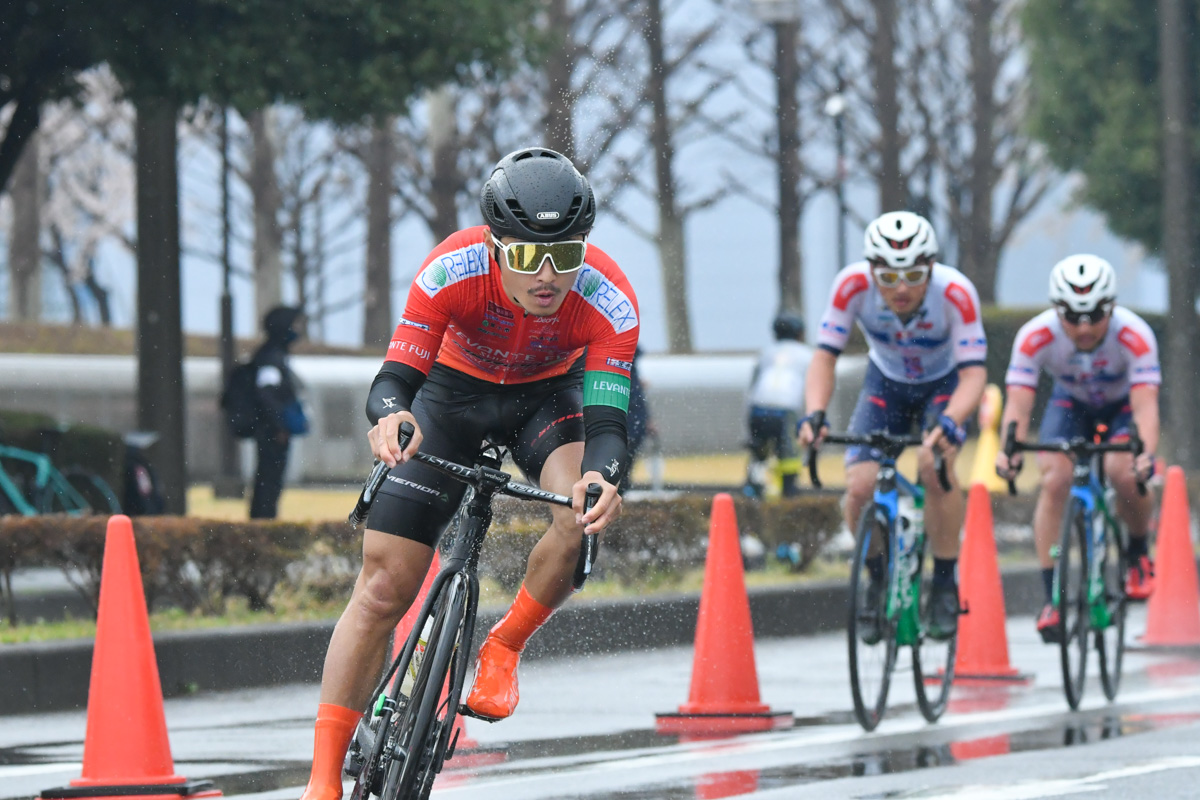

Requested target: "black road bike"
[{"left": 344, "top": 422, "right": 601, "bottom": 800}]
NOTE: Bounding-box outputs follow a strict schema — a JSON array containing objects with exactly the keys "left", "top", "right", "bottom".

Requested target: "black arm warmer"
[
  {"left": 581, "top": 404, "right": 629, "bottom": 483},
  {"left": 365, "top": 362, "right": 427, "bottom": 425}
]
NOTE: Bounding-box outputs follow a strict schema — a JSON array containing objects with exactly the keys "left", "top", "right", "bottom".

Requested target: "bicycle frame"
[
  {"left": 1055, "top": 457, "right": 1121, "bottom": 630},
  {"left": 873, "top": 461, "right": 927, "bottom": 647}
]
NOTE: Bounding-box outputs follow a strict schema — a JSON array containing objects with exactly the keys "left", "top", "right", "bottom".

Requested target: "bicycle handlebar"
[
  {"left": 806, "top": 412, "right": 951, "bottom": 493},
  {"left": 1002, "top": 420, "right": 1147, "bottom": 497}
]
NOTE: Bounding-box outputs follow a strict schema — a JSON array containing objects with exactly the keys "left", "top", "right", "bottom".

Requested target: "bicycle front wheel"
[
  {"left": 847, "top": 503, "right": 897, "bottom": 732},
  {"left": 1057, "top": 499, "right": 1090, "bottom": 710},
  {"left": 380, "top": 572, "right": 471, "bottom": 800},
  {"left": 1097, "top": 515, "right": 1128, "bottom": 701},
  {"left": 913, "top": 537, "right": 956, "bottom": 723}
]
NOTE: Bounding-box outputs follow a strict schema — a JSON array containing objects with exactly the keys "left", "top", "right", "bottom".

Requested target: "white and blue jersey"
[
  {"left": 1005, "top": 306, "right": 1160, "bottom": 442},
  {"left": 816, "top": 261, "right": 988, "bottom": 383}
]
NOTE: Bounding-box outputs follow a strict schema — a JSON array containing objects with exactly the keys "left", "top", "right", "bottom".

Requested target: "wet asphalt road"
[{"left": 7, "top": 605, "right": 1200, "bottom": 799}]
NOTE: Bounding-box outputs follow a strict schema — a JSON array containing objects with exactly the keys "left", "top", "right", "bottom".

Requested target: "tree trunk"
[
  {"left": 964, "top": 0, "right": 998, "bottom": 302},
  {"left": 872, "top": 0, "right": 904, "bottom": 211},
  {"left": 645, "top": 0, "right": 692, "bottom": 353},
  {"left": 427, "top": 89, "right": 460, "bottom": 242},
  {"left": 543, "top": 0, "right": 577, "bottom": 161},
  {"left": 250, "top": 109, "right": 283, "bottom": 326},
  {"left": 1158, "top": 0, "right": 1198, "bottom": 468},
  {"left": 362, "top": 118, "right": 395, "bottom": 349},
  {"left": 775, "top": 19, "right": 802, "bottom": 315},
  {"left": 135, "top": 97, "right": 187, "bottom": 514},
  {"left": 8, "top": 131, "right": 41, "bottom": 321}
]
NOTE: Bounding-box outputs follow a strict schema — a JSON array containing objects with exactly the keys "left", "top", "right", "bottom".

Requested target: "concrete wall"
[{"left": 0, "top": 352, "right": 868, "bottom": 484}]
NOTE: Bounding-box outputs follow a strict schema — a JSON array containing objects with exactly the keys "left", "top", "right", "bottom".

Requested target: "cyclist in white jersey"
[
  {"left": 800, "top": 211, "right": 987, "bottom": 640},
  {"left": 995, "top": 254, "right": 1160, "bottom": 642},
  {"left": 744, "top": 311, "right": 813, "bottom": 498}
]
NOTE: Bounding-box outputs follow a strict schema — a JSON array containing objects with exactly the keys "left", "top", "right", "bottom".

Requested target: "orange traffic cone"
[
  {"left": 950, "top": 484, "right": 1032, "bottom": 685},
  {"left": 656, "top": 494, "right": 792, "bottom": 735},
  {"left": 1141, "top": 466, "right": 1200, "bottom": 646},
  {"left": 391, "top": 551, "right": 477, "bottom": 752},
  {"left": 41, "top": 516, "right": 220, "bottom": 800}
]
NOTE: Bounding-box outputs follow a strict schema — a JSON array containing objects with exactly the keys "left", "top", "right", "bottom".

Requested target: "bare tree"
[
  {"left": 249, "top": 109, "right": 284, "bottom": 324},
  {"left": 603, "top": 0, "right": 734, "bottom": 353},
  {"left": 908, "top": 0, "right": 1053, "bottom": 299},
  {"left": 725, "top": 2, "right": 837, "bottom": 314},
  {"left": 6, "top": 131, "right": 40, "bottom": 320},
  {"left": 38, "top": 70, "right": 135, "bottom": 325},
  {"left": 361, "top": 119, "right": 395, "bottom": 348}
]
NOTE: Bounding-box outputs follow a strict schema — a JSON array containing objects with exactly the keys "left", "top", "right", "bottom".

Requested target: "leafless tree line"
[{"left": 2, "top": 0, "right": 1055, "bottom": 351}]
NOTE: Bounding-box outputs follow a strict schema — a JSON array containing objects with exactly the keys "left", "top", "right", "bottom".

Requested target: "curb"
[{"left": 0, "top": 565, "right": 1044, "bottom": 716}]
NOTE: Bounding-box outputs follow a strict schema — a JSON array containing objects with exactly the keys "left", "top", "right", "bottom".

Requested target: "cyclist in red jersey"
[{"left": 299, "top": 148, "right": 639, "bottom": 800}]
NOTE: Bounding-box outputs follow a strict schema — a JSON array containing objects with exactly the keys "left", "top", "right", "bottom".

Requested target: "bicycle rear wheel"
[
  {"left": 1057, "top": 499, "right": 1090, "bottom": 710},
  {"left": 847, "top": 503, "right": 897, "bottom": 732},
  {"left": 380, "top": 572, "right": 471, "bottom": 800},
  {"left": 913, "top": 537, "right": 956, "bottom": 722},
  {"left": 1097, "top": 516, "right": 1128, "bottom": 701}
]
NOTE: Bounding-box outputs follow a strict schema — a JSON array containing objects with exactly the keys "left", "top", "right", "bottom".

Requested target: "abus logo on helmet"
[{"left": 536, "top": 211, "right": 560, "bottom": 220}]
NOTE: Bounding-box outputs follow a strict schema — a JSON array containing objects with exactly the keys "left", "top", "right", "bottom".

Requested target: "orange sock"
[
  {"left": 490, "top": 584, "right": 556, "bottom": 652},
  {"left": 300, "top": 703, "right": 363, "bottom": 800}
]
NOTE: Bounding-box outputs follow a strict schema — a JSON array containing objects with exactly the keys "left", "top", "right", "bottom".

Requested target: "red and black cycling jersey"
[{"left": 384, "top": 226, "right": 640, "bottom": 408}]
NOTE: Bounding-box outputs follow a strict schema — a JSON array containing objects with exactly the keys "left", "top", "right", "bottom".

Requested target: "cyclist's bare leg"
[
  {"left": 523, "top": 441, "right": 587, "bottom": 607},
  {"left": 302, "top": 531, "right": 434, "bottom": 800},
  {"left": 918, "top": 446, "right": 963, "bottom": 559},
  {"left": 467, "top": 442, "right": 586, "bottom": 720},
  {"left": 320, "top": 531, "right": 434, "bottom": 709},
  {"left": 1034, "top": 452, "right": 1073, "bottom": 569},
  {"left": 845, "top": 461, "right": 880, "bottom": 548},
  {"left": 1104, "top": 451, "right": 1153, "bottom": 538}
]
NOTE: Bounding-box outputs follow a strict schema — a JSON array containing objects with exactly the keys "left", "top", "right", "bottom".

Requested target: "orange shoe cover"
[
  {"left": 1125, "top": 555, "right": 1155, "bottom": 601},
  {"left": 464, "top": 585, "right": 555, "bottom": 721},
  {"left": 299, "top": 703, "right": 363, "bottom": 800},
  {"left": 465, "top": 634, "right": 522, "bottom": 720}
]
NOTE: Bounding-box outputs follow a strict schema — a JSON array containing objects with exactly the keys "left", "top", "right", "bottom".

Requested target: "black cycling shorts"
[{"left": 366, "top": 364, "right": 585, "bottom": 546}]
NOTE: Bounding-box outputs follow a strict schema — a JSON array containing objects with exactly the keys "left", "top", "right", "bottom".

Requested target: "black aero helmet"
[
  {"left": 480, "top": 147, "right": 596, "bottom": 243},
  {"left": 773, "top": 311, "right": 805, "bottom": 340}
]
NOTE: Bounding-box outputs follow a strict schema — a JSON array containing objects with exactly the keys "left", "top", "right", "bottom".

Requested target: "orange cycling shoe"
[
  {"left": 1036, "top": 603, "right": 1061, "bottom": 644},
  {"left": 1125, "top": 555, "right": 1155, "bottom": 601},
  {"left": 299, "top": 703, "right": 362, "bottom": 800},
  {"left": 465, "top": 634, "right": 522, "bottom": 720}
]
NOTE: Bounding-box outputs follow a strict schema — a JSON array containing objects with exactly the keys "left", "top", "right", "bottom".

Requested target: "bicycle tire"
[
  {"left": 380, "top": 573, "right": 470, "bottom": 800},
  {"left": 847, "top": 502, "right": 897, "bottom": 732},
  {"left": 1057, "top": 499, "right": 1090, "bottom": 709},
  {"left": 912, "top": 532, "right": 956, "bottom": 722},
  {"left": 1097, "top": 514, "right": 1128, "bottom": 701}
]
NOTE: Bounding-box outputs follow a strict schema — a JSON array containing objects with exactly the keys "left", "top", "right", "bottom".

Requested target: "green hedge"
[{"left": 0, "top": 493, "right": 844, "bottom": 625}]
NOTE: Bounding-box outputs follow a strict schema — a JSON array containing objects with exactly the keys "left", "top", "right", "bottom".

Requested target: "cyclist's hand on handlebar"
[
  {"left": 924, "top": 414, "right": 966, "bottom": 456},
  {"left": 1134, "top": 451, "right": 1157, "bottom": 484},
  {"left": 995, "top": 451, "right": 1023, "bottom": 481},
  {"left": 574, "top": 472, "right": 621, "bottom": 535},
  {"left": 368, "top": 411, "right": 422, "bottom": 468},
  {"left": 797, "top": 411, "right": 827, "bottom": 449}
]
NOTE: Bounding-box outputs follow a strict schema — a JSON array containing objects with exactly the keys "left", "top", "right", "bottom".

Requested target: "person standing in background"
[
  {"left": 250, "top": 305, "right": 308, "bottom": 519},
  {"left": 744, "top": 311, "right": 811, "bottom": 498}
]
